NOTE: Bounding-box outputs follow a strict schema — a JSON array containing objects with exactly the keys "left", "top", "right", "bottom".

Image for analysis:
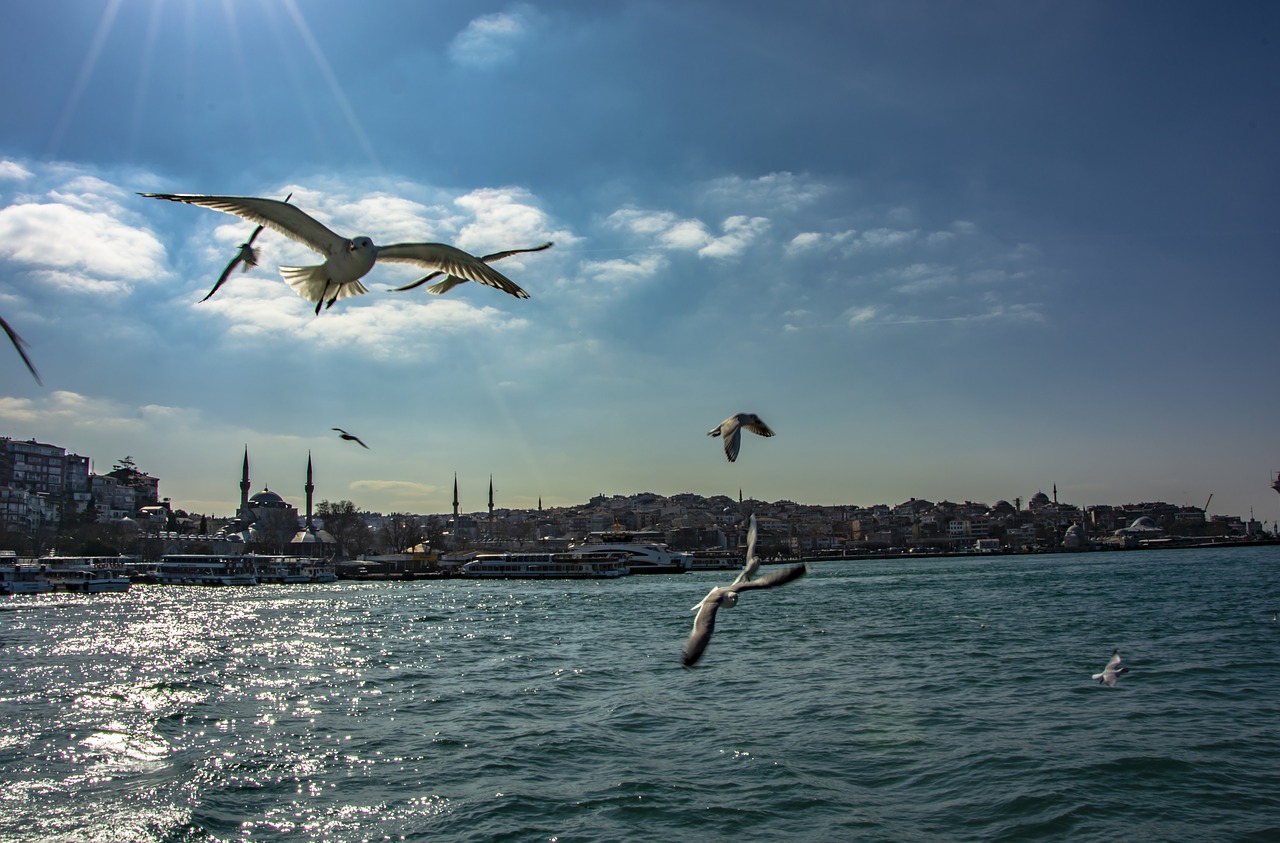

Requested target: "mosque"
[{"left": 219, "top": 448, "right": 337, "bottom": 557}]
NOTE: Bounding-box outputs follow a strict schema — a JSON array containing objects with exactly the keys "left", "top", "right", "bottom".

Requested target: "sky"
[{"left": 1, "top": 0, "right": 1279, "bottom": 523}]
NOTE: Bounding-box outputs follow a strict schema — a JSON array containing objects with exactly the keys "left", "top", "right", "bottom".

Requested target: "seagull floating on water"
[
  {"left": 200, "top": 192, "right": 292, "bottom": 303},
  {"left": 141, "top": 193, "right": 537, "bottom": 314},
  {"left": 332, "top": 428, "right": 369, "bottom": 449},
  {"left": 1091, "top": 649, "right": 1129, "bottom": 687},
  {"left": 682, "top": 514, "right": 807, "bottom": 667},
  {"left": 1, "top": 314, "right": 41, "bottom": 385},
  {"left": 393, "top": 241, "right": 554, "bottom": 295},
  {"left": 708, "top": 413, "right": 774, "bottom": 462}
]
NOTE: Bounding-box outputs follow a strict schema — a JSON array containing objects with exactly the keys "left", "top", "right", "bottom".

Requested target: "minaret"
[
  {"left": 452, "top": 473, "right": 459, "bottom": 519},
  {"left": 239, "top": 446, "right": 251, "bottom": 517},
  {"left": 488, "top": 474, "right": 495, "bottom": 538},
  {"left": 304, "top": 451, "right": 315, "bottom": 528}
]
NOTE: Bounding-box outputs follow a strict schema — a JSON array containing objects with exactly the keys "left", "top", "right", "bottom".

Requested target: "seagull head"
[{"left": 349, "top": 236, "right": 374, "bottom": 252}]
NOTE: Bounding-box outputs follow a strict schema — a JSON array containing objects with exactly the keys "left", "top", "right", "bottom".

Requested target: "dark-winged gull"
[
  {"left": 1, "top": 314, "right": 41, "bottom": 385},
  {"left": 1091, "top": 649, "right": 1129, "bottom": 687},
  {"left": 200, "top": 192, "right": 292, "bottom": 302},
  {"left": 682, "top": 516, "right": 806, "bottom": 667},
  {"left": 707, "top": 413, "right": 774, "bottom": 462},
  {"left": 140, "top": 193, "right": 536, "bottom": 314},
  {"left": 393, "top": 241, "right": 554, "bottom": 295},
  {"left": 332, "top": 428, "right": 369, "bottom": 449}
]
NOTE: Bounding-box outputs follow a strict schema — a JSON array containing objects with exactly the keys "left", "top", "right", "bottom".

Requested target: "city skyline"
[{"left": 2, "top": 3, "right": 1279, "bottom": 521}]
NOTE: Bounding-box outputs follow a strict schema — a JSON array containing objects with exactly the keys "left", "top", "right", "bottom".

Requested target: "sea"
[{"left": 2, "top": 545, "right": 1279, "bottom": 842}]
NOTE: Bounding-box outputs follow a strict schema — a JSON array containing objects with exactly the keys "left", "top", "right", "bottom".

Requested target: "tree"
[
  {"left": 316, "top": 500, "right": 371, "bottom": 559},
  {"left": 378, "top": 513, "right": 427, "bottom": 553}
]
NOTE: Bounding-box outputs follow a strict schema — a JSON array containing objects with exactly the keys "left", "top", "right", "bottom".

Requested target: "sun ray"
[
  {"left": 49, "top": 0, "right": 124, "bottom": 158},
  {"left": 279, "top": 0, "right": 382, "bottom": 170}
]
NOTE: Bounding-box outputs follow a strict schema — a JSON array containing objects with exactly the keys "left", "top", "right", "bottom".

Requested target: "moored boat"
[
  {"left": 1, "top": 564, "right": 54, "bottom": 595},
  {"left": 461, "top": 551, "right": 630, "bottom": 579},
  {"left": 566, "top": 529, "right": 693, "bottom": 574},
  {"left": 39, "top": 557, "right": 132, "bottom": 592},
  {"left": 155, "top": 554, "right": 257, "bottom": 586}
]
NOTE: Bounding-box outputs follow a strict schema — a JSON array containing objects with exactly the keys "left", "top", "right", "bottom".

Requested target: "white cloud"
[
  {"left": 579, "top": 252, "right": 669, "bottom": 286},
  {"left": 0, "top": 201, "right": 168, "bottom": 291},
  {"left": 0, "top": 390, "right": 193, "bottom": 431},
  {"left": 606, "top": 208, "right": 767, "bottom": 259},
  {"left": 704, "top": 171, "right": 828, "bottom": 213},
  {"left": 0, "top": 160, "right": 34, "bottom": 181},
  {"left": 448, "top": 6, "right": 538, "bottom": 68}
]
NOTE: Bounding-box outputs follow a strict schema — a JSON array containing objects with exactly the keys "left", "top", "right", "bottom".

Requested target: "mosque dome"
[
  {"left": 1029, "top": 492, "right": 1051, "bottom": 509},
  {"left": 249, "top": 489, "right": 289, "bottom": 508}
]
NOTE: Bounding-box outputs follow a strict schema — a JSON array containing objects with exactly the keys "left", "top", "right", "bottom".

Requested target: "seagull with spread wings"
[
  {"left": 200, "top": 192, "right": 292, "bottom": 303},
  {"left": 141, "top": 193, "right": 538, "bottom": 314},
  {"left": 2, "top": 314, "right": 41, "bottom": 385},
  {"left": 682, "top": 515, "right": 807, "bottom": 667},
  {"left": 332, "top": 428, "right": 369, "bottom": 449},
  {"left": 708, "top": 412, "right": 775, "bottom": 462},
  {"left": 1091, "top": 649, "right": 1130, "bottom": 687}
]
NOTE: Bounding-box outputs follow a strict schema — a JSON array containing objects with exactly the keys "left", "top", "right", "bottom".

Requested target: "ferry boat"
[
  {"left": 251, "top": 555, "right": 339, "bottom": 584},
  {"left": 38, "top": 557, "right": 132, "bottom": 592},
  {"left": 155, "top": 554, "right": 257, "bottom": 586},
  {"left": 0, "top": 563, "right": 53, "bottom": 595},
  {"left": 566, "top": 529, "right": 693, "bottom": 574},
  {"left": 461, "top": 551, "right": 630, "bottom": 579}
]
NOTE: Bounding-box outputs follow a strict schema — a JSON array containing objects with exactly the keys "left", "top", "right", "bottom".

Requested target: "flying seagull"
[
  {"left": 200, "top": 192, "right": 292, "bottom": 302},
  {"left": 332, "top": 428, "right": 369, "bottom": 449},
  {"left": 393, "top": 241, "right": 554, "bottom": 295},
  {"left": 1091, "top": 649, "right": 1129, "bottom": 687},
  {"left": 682, "top": 517, "right": 806, "bottom": 667},
  {"left": 140, "top": 193, "right": 535, "bottom": 314},
  {"left": 708, "top": 413, "right": 775, "bottom": 462},
  {"left": 1, "top": 314, "right": 41, "bottom": 385}
]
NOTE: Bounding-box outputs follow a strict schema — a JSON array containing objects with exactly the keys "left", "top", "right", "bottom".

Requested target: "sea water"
[{"left": 2, "top": 546, "right": 1279, "bottom": 842}]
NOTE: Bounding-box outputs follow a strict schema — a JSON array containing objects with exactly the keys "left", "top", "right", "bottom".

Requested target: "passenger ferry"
[
  {"left": 461, "top": 551, "right": 630, "bottom": 579},
  {"left": 251, "top": 555, "right": 338, "bottom": 584},
  {"left": 566, "top": 529, "right": 693, "bottom": 574},
  {"left": 0, "top": 563, "right": 53, "bottom": 595},
  {"left": 38, "top": 557, "right": 133, "bottom": 592},
  {"left": 154, "top": 554, "right": 257, "bottom": 586}
]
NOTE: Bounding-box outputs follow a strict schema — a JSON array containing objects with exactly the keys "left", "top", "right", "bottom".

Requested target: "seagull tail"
[
  {"left": 280, "top": 265, "right": 369, "bottom": 305},
  {"left": 425, "top": 276, "right": 468, "bottom": 295}
]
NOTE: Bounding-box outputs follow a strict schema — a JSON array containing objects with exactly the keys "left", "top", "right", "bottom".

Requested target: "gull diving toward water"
[
  {"left": 1091, "top": 649, "right": 1129, "bottom": 688},
  {"left": 1, "top": 314, "right": 41, "bottom": 385},
  {"left": 682, "top": 515, "right": 807, "bottom": 667},
  {"left": 393, "top": 241, "right": 554, "bottom": 295},
  {"left": 141, "top": 193, "right": 537, "bottom": 314},
  {"left": 332, "top": 428, "right": 369, "bottom": 449},
  {"left": 200, "top": 192, "right": 292, "bottom": 302},
  {"left": 708, "top": 413, "right": 774, "bottom": 462}
]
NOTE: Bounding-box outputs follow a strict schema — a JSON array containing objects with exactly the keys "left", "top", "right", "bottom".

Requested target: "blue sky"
[{"left": 2, "top": 1, "right": 1278, "bottom": 523}]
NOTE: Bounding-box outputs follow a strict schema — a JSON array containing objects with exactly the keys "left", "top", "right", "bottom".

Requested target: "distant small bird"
[
  {"left": 332, "top": 428, "right": 368, "bottom": 448},
  {"left": 708, "top": 413, "right": 774, "bottom": 462},
  {"left": 1, "top": 313, "right": 41, "bottom": 385},
  {"left": 1091, "top": 649, "right": 1129, "bottom": 688},
  {"left": 683, "top": 516, "right": 807, "bottom": 667},
  {"left": 200, "top": 192, "right": 292, "bottom": 302},
  {"left": 141, "top": 193, "right": 536, "bottom": 315},
  {"left": 393, "top": 241, "right": 554, "bottom": 295}
]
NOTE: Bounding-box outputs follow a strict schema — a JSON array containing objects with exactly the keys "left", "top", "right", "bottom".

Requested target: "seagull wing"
[
  {"left": 392, "top": 241, "right": 553, "bottom": 293},
  {"left": 721, "top": 418, "right": 743, "bottom": 462},
  {"left": 1, "top": 314, "right": 41, "bottom": 385},
  {"left": 743, "top": 417, "right": 775, "bottom": 438},
  {"left": 683, "top": 588, "right": 726, "bottom": 667},
  {"left": 141, "top": 194, "right": 348, "bottom": 257},
  {"left": 732, "top": 515, "right": 760, "bottom": 585},
  {"left": 379, "top": 242, "right": 531, "bottom": 298},
  {"left": 730, "top": 562, "right": 807, "bottom": 593}
]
